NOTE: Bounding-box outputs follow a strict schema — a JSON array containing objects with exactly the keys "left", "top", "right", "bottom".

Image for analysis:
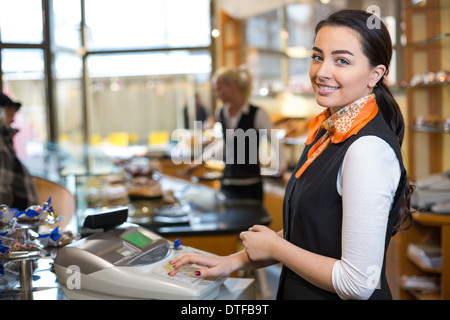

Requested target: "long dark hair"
[{"left": 315, "top": 10, "right": 413, "bottom": 234}]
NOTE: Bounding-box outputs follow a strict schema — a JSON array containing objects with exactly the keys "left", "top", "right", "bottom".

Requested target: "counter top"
[{"left": 127, "top": 176, "right": 271, "bottom": 237}]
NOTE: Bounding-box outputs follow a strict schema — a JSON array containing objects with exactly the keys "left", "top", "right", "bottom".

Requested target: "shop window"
[
  {"left": 84, "top": 0, "right": 211, "bottom": 50},
  {"left": 86, "top": 50, "right": 211, "bottom": 78},
  {"left": 0, "top": 0, "right": 213, "bottom": 176},
  {"left": 52, "top": 0, "right": 82, "bottom": 50},
  {"left": 1, "top": 49, "right": 48, "bottom": 158},
  {"left": 47, "top": 0, "right": 214, "bottom": 173},
  {"left": 86, "top": 50, "right": 211, "bottom": 144},
  {"left": 54, "top": 52, "right": 84, "bottom": 151},
  {"left": 0, "top": 0, "right": 43, "bottom": 44}
]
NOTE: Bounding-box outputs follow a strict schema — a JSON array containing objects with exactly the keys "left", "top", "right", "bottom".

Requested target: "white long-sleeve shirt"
[{"left": 332, "top": 135, "right": 401, "bottom": 300}]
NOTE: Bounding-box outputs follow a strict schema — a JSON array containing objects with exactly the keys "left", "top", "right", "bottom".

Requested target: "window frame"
[{"left": 0, "top": 0, "right": 215, "bottom": 145}]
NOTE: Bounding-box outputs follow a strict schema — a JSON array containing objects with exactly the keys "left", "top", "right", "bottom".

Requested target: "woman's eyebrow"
[
  {"left": 312, "top": 47, "right": 354, "bottom": 56},
  {"left": 331, "top": 49, "right": 354, "bottom": 56}
]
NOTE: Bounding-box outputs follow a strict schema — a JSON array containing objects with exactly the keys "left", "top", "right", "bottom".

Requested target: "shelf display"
[
  {"left": 404, "top": 0, "right": 449, "bottom": 179},
  {"left": 412, "top": 115, "right": 450, "bottom": 133},
  {"left": 401, "top": 275, "right": 441, "bottom": 292},
  {"left": 409, "top": 69, "right": 450, "bottom": 87},
  {"left": 388, "top": 0, "right": 450, "bottom": 301},
  {"left": 407, "top": 243, "right": 442, "bottom": 270}
]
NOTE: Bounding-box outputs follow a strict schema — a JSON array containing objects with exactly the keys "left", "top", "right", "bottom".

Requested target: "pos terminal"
[{"left": 54, "top": 207, "right": 226, "bottom": 299}]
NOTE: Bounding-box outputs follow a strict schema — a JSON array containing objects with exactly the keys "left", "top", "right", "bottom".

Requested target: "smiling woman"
[
  {"left": 277, "top": 9, "right": 414, "bottom": 300},
  {"left": 309, "top": 26, "right": 386, "bottom": 114},
  {"left": 168, "top": 9, "right": 414, "bottom": 301}
]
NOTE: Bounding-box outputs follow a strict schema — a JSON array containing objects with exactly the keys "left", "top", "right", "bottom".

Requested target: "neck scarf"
[{"left": 295, "top": 94, "right": 378, "bottom": 179}]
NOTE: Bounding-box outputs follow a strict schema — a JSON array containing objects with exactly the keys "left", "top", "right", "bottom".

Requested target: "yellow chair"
[
  {"left": 108, "top": 132, "right": 129, "bottom": 146},
  {"left": 33, "top": 176, "right": 76, "bottom": 229},
  {"left": 148, "top": 131, "right": 170, "bottom": 145}
]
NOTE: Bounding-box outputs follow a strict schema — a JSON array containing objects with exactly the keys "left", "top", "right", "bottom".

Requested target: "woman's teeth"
[{"left": 318, "top": 84, "right": 339, "bottom": 91}]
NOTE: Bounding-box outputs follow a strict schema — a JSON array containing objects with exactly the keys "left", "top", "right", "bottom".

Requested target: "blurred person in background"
[
  {"left": 0, "top": 93, "right": 38, "bottom": 210},
  {"left": 183, "top": 93, "right": 209, "bottom": 129},
  {"left": 191, "top": 65, "right": 284, "bottom": 201}
]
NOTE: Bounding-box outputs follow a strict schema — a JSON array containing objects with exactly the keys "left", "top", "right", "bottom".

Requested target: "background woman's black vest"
[
  {"left": 277, "top": 111, "right": 407, "bottom": 300},
  {"left": 219, "top": 105, "right": 261, "bottom": 180},
  {"left": 219, "top": 105, "right": 263, "bottom": 200}
]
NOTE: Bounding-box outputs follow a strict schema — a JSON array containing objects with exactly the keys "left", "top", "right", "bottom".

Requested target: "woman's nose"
[{"left": 316, "top": 61, "right": 333, "bottom": 80}]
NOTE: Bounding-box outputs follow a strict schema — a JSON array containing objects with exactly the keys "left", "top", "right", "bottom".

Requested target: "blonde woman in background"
[
  {"left": 211, "top": 65, "right": 282, "bottom": 201},
  {"left": 186, "top": 65, "right": 283, "bottom": 201}
]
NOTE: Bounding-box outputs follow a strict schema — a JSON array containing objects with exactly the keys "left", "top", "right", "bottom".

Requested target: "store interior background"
[
  {"left": 0, "top": 0, "right": 449, "bottom": 300},
  {"left": 0, "top": 0, "right": 408, "bottom": 177}
]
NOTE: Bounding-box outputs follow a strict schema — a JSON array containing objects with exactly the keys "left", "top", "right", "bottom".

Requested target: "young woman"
[
  {"left": 169, "top": 10, "right": 413, "bottom": 300},
  {"left": 213, "top": 66, "right": 268, "bottom": 200}
]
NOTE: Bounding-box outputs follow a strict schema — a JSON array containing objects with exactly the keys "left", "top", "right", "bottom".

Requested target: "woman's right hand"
[{"left": 168, "top": 252, "right": 241, "bottom": 278}]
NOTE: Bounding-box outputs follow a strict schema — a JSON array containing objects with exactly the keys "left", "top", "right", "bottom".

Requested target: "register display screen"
[{"left": 122, "top": 230, "right": 153, "bottom": 248}]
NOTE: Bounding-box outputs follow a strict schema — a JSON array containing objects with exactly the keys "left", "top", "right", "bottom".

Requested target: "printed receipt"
[{"left": 155, "top": 263, "right": 218, "bottom": 285}]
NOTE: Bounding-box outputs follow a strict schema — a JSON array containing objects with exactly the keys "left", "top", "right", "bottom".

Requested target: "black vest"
[
  {"left": 277, "top": 111, "right": 407, "bottom": 300},
  {"left": 219, "top": 105, "right": 261, "bottom": 180}
]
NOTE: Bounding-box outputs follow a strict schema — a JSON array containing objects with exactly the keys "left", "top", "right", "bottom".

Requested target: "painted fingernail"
[{"left": 195, "top": 271, "right": 201, "bottom": 276}]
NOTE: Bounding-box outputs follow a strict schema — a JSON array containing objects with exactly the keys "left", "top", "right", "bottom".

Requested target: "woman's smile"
[{"left": 315, "top": 82, "right": 341, "bottom": 95}]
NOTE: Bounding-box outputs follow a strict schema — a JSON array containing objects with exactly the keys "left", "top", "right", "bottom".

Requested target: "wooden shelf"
[
  {"left": 407, "top": 80, "right": 450, "bottom": 88},
  {"left": 409, "top": 290, "right": 441, "bottom": 300},
  {"left": 392, "top": 0, "right": 450, "bottom": 300},
  {"left": 405, "top": 32, "right": 450, "bottom": 47},
  {"left": 410, "top": 125, "right": 450, "bottom": 134},
  {"left": 406, "top": 250, "right": 442, "bottom": 273},
  {"left": 413, "top": 211, "right": 450, "bottom": 227},
  {"left": 396, "top": 211, "right": 450, "bottom": 300}
]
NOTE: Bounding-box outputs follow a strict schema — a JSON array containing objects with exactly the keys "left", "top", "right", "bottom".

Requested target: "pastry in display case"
[
  {"left": 83, "top": 173, "right": 129, "bottom": 208},
  {"left": 274, "top": 117, "right": 309, "bottom": 140},
  {"left": 127, "top": 177, "right": 163, "bottom": 199},
  {"left": 273, "top": 117, "right": 310, "bottom": 170},
  {"left": 127, "top": 189, "right": 190, "bottom": 225},
  {"left": 119, "top": 156, "right": 164, "bottom": 199},
  {"left": 79, "top": 156, "right": 187, "bottom": 226}
]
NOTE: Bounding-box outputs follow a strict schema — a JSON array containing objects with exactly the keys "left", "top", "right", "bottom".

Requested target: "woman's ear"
[{"left": 369, "top": 64, "right": 387, "bottom": 88}]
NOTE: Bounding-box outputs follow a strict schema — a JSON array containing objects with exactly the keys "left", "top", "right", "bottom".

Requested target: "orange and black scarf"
[{"left": 295, "top": 94, "right": 378, "bottom": 179}]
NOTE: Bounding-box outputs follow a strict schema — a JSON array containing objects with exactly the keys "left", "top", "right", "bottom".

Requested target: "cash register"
[{"left": 54, "top": 207, "right": 226, "bottom": 300}]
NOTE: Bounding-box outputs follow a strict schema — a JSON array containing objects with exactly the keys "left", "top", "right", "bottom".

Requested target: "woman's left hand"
[{"left": 240, "top": 225, "right": 281, "bottom": 261}]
